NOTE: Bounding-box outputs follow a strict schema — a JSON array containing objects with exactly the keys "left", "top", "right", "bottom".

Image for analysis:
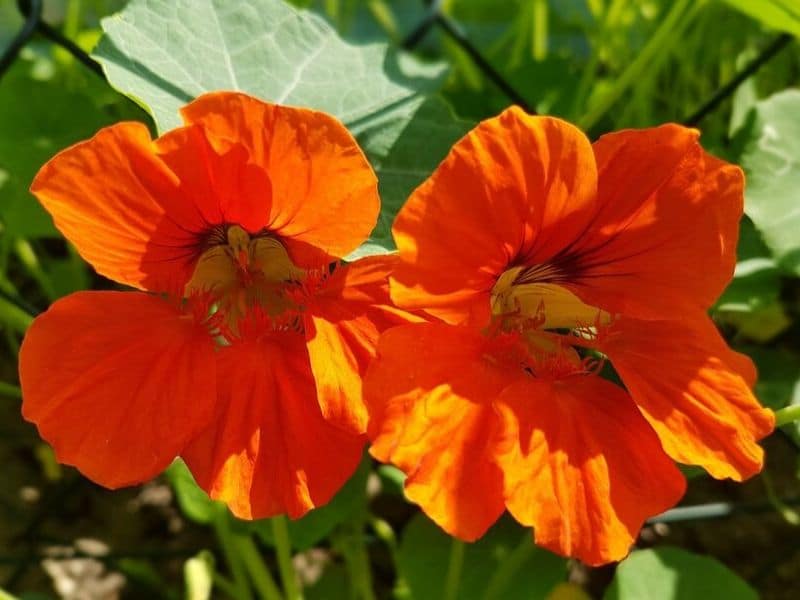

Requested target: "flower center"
[
  {"left": 487, "top": 264, "right": 609, "bottom": 379},
  {"left": 490, "top": 265, "right": 609, "bottom": 330},
  {"left": 186, "top": 225, "right": 305, "bottom": 322}
]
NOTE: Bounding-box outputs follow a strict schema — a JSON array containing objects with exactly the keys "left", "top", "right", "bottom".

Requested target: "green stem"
[
  {"left": 0, "top": 381, "right": 21, "bottom": 399},
  {"left": 443, "top": 539, "right": 465, "bottom": 600},
  {"left": 271, "top": 516, "right": 303, "bottom": 600},
  {"left": 14, "top": 239, "right": 56, "bottom": 301},
  {"left": 481, "top": 534, "right": 533, "bottom": 600},
  {"left": 0, "top": 587, "right": 19, "bottom": 600},
  {"left": 369, "top": 517, "right": 407, "bottom": 597},
  {"left": 235, "top": 536, "right": 283, "bottom": 600},
  {"left": 212, "top": 505, "right": 253, "bottom": 600},
  {"left": 775, "top": 405, "right": 800, "bottom": 427},
  {"left": 579, "top": 0, "right": 692, "bottom": 129},
  {"left": 345, "top": 519, "right": 375, "bottom": 600},
  {"left": 0, "top": 296, "right": 33, "bottom": 334}
]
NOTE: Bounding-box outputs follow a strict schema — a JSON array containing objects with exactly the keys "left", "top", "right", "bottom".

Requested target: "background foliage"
[{"left": 1, "top": 0, "right": 799, "bottom": 598}]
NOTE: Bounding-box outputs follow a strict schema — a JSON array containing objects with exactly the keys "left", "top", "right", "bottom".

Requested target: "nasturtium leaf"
[
  {"left": 715, "top": 217, "right": 781, "bottom": 313},
  {"left": 251, "top": 456, "right": 370, "bottom": 551},
  {"left": 722, "top": 0, "right": 800, "bottom": 38},
  {"left": 398, "top": 514, "right": 565, "bottom": 600},
  {"left": 604, "top": 547, "right": 757, "bottom": 600},
  {"left": 351, "top": 96, "right": 473, "bottom": 249},
  {"left": 94, "top": 0, "right": 445, "bottom": 132},
  {"left": 738, "top": 90, "right": 800, "bottom": 276},
  {"left": 93, "top": 0, "right": 466, "bottom": 252}
]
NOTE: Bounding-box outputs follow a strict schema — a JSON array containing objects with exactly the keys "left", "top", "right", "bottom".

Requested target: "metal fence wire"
[{"left": 0, "top": 0, "right": 793, "bottom": 126}]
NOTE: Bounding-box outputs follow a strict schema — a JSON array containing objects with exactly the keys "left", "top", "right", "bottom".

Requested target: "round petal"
[
  {"left": 565, "top": 125, "right": 743, "bottom": 319},
  {"left": 182, "top": 332, "right": 364, "bottom": 520},
  {"left": 365, "top": 323, "right": 513, "bottom": 540},
  {"left": 30, "top": 123, "right": 209, "bottom": 292},
  {"left": 493, "top": 375, "right": 686, "bottom": 566},
  {"left": 390, "top": 107, "right": 598, "bottom": 324},
  {"left": 19, "top": 291, "right": 217, "bottom": 488},
  {"left": 600, "top": 316, "right": 774, "bottom": 481},
  {"left": 154, "top": 124, "right": 273, "bottom": 234},
  {"left": 304, "top": 255, "right": 424, "bottom": 434},
  {"left": 180, "top": 92, "right": 379, "bottom": 267}
]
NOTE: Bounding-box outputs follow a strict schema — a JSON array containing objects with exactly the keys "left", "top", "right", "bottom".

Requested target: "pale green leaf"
[{"left": 739, "top": 90, "right": 800, "bottom": 276}]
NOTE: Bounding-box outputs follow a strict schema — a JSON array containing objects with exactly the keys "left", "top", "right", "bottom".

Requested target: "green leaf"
[
  {"left": 398, "top": 513, "right": 565, "bottom": 600},
  {"left": 352, "top": 96, "right": 472, "bottom": 249},
  {"left": 167, "top": 459, "right": 217, "bottom": 525},
  {"left": 715, "top": 218, "right": 780, "bottom": 313},
  {"left": 604, "top": 547, "right": 757, "bottom": 600},
  {"left": 722, "top": 0, "right": 800, "bottom": 38},
  {"left": 739, "top": 90, "right": 800, "bottom": 276},
  {"left": 93, "top": 0, "right": 467, "bottom": 252},
  {"left": 94, "top": 0, "right": 445, "bottom": 133},
  {"left": 252, "top": 457, "right": 370, "bottom": 550}
]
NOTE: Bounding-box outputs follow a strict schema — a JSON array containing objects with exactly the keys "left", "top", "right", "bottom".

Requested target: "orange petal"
[
  {"left": 600, "top": 316, "right": 774, "bottom": 481},
  {"left": 390, "top": 107, "right": 597, "bottom": 325},
  {"left": 566, "top": 125, "right": 743, "bottom": 319},
  {"left": 182, "top": 332, "right": 364, "bottom": 520},
  {"left": 366, "top": 323, "right": 513, "bottom": 540},
  {"left": 30, "top": 123, "right": 210, "bottom": 292},
  {"left": 19, "top": 291, "right": 217, "bottom": 488},
  {"left": 305, "top": 255, "right": 424, "bottom": 434},
  {"left": 493, "top": 375, "right": 686, "bottom": 565},
  {"left": 154, "top": 124, "right": 272, "bottom": 234},
  {"left": 180, "top": 92, "right": 379, "bottom": 267}
]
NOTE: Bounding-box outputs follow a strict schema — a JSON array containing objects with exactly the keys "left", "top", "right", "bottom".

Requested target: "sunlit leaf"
[
  {"left": 604, "top": 547, "right": 757, "bottom": 600},
  {"left": 739, "top": 90, "right": 800, "bottom": 276},
  {"left": 722, "top": 0, "right": 800, "bottom": 38}
]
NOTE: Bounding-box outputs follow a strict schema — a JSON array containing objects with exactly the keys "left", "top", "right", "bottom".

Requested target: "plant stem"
[
  {"left": 775, "top": 405, "right": 800, "bottom": 427},
  {"left": 235, "top": 536, "right": 283, "bottom": 600},
  {"left": 271, "top": 516, "right": 303, "bottom": 600},
  {"left": 212, "top": 505, "right": 253, "bottom": 600},
  {"left": 579, "top": 0, "right": 692, "bottom": 130},
  {"left": 342, "top": 519, "right": 375, "bottom": 600},
  {"left": 0, "top": 296, "right": 33, "bottom": 334},
  {"left": 443, "top": 539, "right": 465, "bottom": 600},
  {"left": 0, "top": 382, "right": 21, "bottom": 399},
  {"left": 481, "top": 533, "right": 533, "bottom": 600}
]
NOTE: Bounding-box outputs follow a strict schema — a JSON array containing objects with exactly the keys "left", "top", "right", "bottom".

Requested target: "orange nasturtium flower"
[
  {"left": 19, "top": 91, "right": 410, "bottom": 519},
  {"left": 364, "top": 107, "right": 775, "bottom": 565}
]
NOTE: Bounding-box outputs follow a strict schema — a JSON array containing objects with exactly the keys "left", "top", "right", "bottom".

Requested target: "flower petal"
[
  {"left": 567, "top": 125, "right": 743, "bottom": 319},
  {"left": 304, "top": 255, "right": 424, "bottom": 434},
  {"left": 600, "top": 316, "right": 774, "bottom": 481},
  {"left": 390, "top": 107, "right": 598, "bottom": 324},
  {"left": 154, "top": 124, "right": 272, "bottom": 234},
  {"left": 180, "top": 92, "right": 379, "bottom": 267},
  {"left": 366, "top": 323, "right": 511, "bottom": 540},
  {"left": 30, "top": 123, "right": 208, "bottom": 292},
  {"left": 19, "top": 291, "right": 216, "bottom": 488},
  {"left": 493, "top": 375, "right": 686, "bottom": 565},
  {"left": 182, "top": 332, "right": 364, "bottom": 520}
]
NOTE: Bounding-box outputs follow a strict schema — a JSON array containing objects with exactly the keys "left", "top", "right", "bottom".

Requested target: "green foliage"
[
  {"left": 738, "top": 90, "right": 800, "bottom": 276},
  {"left": 604, "top": 547, "right": 758, "bottom": 600},
  {"left": 722, "top": 0, "right": 800, "bottom": 38},
  {"left": 398, "top": 513, "right": 566, "bottom": 600}
]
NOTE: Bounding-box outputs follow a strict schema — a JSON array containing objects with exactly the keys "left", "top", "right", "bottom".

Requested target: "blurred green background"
[{"left": 1, "top": 0, "right": 800, "bottom": 598}]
